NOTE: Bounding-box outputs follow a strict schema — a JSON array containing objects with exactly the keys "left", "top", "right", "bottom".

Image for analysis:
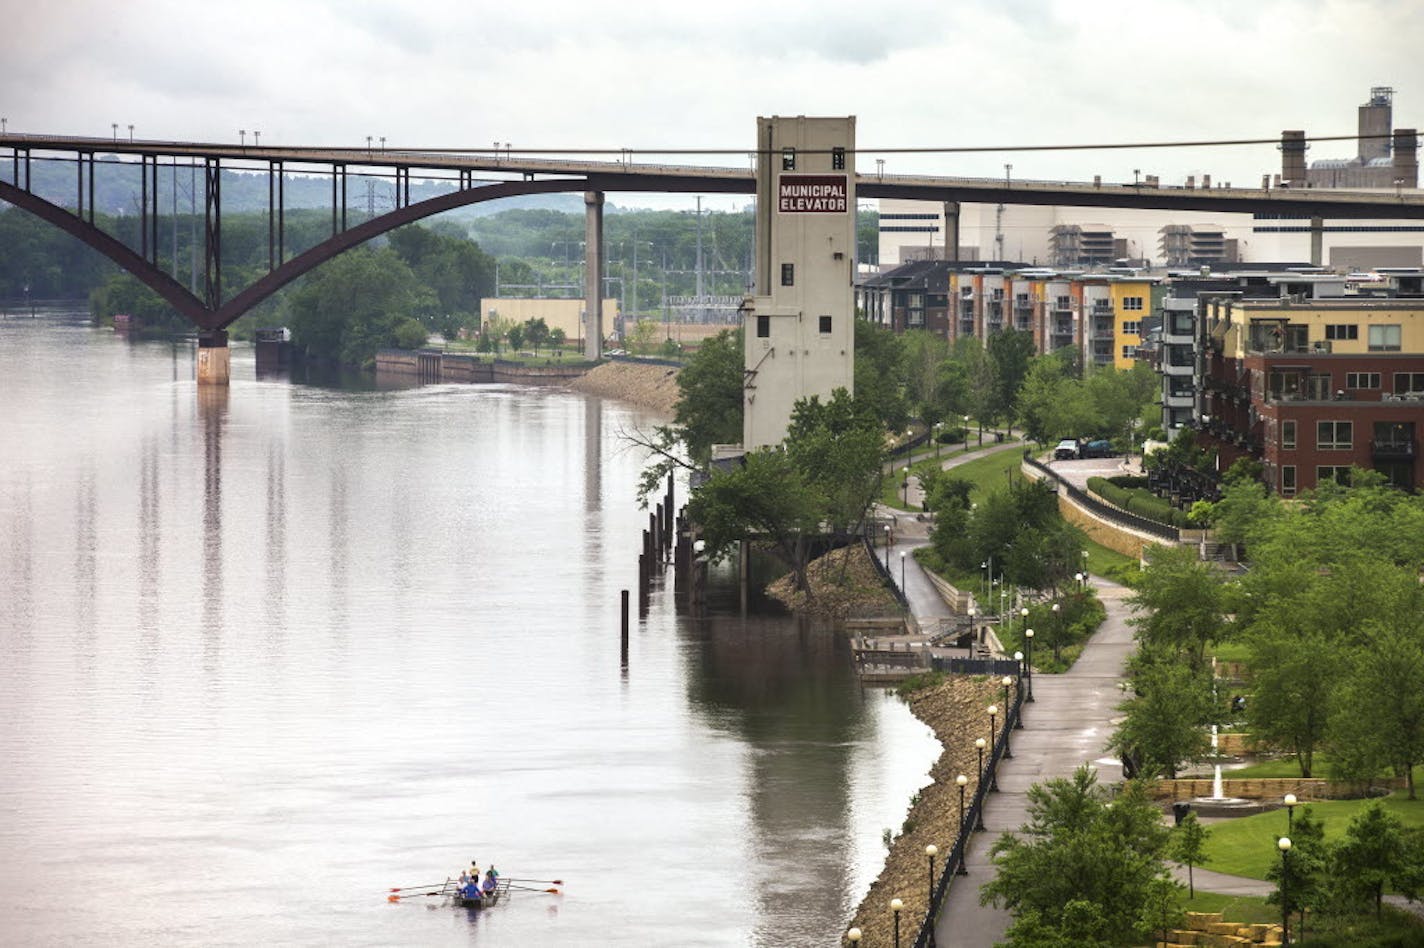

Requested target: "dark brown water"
[{"left": 0, "top": 312, "right": 938, "bottom": 946}]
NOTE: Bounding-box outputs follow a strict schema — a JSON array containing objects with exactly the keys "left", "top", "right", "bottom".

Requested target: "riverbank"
[
  {"left": 765, "top": 543, "right": 901, "bottom": 619},
  {"left": 846, "top": 675, "right": 1000, "bottom": 946},
  {"left": 565, "top": 359, "right": 681, "bottom": 417}
]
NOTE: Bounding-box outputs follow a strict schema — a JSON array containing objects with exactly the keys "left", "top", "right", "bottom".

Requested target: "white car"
[{"left": 1053, "top": 439, "right": 1079, "bottom": 460}]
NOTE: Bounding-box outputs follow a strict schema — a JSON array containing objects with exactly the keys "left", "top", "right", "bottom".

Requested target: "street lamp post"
[
  {"left": 254, "top": 130, "right": 260, "bottom": 147},
  {"left": 1051, "top": 602, "right": 1062, "bottom": 661},
  {"left": 890, "top": 898, "right": 904, "bottom": 948},
  {"left": 1024, "top": 628, "right": 1035, "bottom": 701},
  {"left": 963, "top": 415, "right": 970, "bottom": 452},
  {"left": 987, "top": 704, "right": 999, "bottom": 790},
  {"left": 846, "top": 927, "right": 861, "bottom": 945},
  {"left": 934, "top": 422, "right": 943, "bottom": 458},
  {"left": 127, "top": 124, "right": 133, "bottom": 142},
  {"left": 1013, "top": 653, "right": 1025, "bottom": 728},
  {"left": 1001, "top": 677, "right": 1015, "bottom": 755},
  {"left": 900, "top": 551, "right": 906, "bottom": 591},
  {"left": 1074, "top": 571, "right": 1084, "bottom": 591},
  {"left": 1279, "top": 837, "right": 1292, "bottom": 946},
  {"left": 925, "top": 843, "right": 938, "bottom": 901},
  {"left": 111, "top": 122, "right": 118, "bottom": 141},
  {"left": 902, "top": 466, "right": 910, "bottom": 506},
  {"left": 1284, "top": 793, "right": 1298, "bottom": 833},
  {"left": 884, "top": 524, "right": 892, "bottom": 569},
  {"left": 240, "top": 129, "right": 246, "bottom": 147}
]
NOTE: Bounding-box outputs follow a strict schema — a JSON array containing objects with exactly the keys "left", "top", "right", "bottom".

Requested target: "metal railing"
[
  {"left": 863, "top": 528, "right": 910, "bottom": 610},
  {"left": 911, "top": 680, "right": 1024, "bottom": 948},
  {"left": 1023, "top": 452, "right": 1181, "bottom": 542}
]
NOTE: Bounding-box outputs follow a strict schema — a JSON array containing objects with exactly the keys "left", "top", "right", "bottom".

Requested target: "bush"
[
  {"left": 1107, "top": 475, "right": 1149, "bottom": 489},
  {"left": 1088, "top": 476, "right": 1188, "bottom": 528},
  {"left": 937, "top": 426, "right": 968, "bottom": 445},
  {"left": 393, "top": 318, "right": 429, "bottom": 350}
]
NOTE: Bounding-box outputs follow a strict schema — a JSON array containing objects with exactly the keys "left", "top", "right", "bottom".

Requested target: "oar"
[
  {"left": 387, "top": 890, "right": 452, "bottom": 902},
  {"left": 503, "top": 877, "right": 564, "bottom": 885},
  {"left": 389, "top": 881, "right": 451, "bottom": 892},
  {"left": 504, "top": 883, "right": 561, "bottom": 894}
]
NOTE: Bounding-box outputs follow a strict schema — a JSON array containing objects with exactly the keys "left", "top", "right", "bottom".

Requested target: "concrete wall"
[
  {"left": 375, "top": 350, "right": 587, "bottom": 384},
  {"left": 1148, "top": 776, "right": 1404, "bottom": 802}
]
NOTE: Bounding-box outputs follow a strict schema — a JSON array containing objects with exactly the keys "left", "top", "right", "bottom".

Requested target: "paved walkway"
[{"left": 933, "top": 577, "right": 1137, "bottom": 947}]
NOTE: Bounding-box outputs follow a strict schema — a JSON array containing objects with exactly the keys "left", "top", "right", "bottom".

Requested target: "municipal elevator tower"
[{"left": 742, "top": 116, "right": 858, "bottom": 450}]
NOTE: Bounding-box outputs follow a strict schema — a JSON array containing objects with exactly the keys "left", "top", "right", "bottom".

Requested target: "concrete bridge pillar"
[
  {"left": 197, "top": 330, "right": 230, "bottom": 385},
  {"left": 1310, "top": 216, "right": 1324, "bottom": 267},
  {"left": 943, "top": 201, "right": 961, "bottom": 260},
  {"left": 584, "top": 191, "right": 605, "bottom": 360}
]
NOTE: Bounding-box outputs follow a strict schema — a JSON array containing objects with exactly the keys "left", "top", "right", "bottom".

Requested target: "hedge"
[{"left": 1087, "top": 476, "right": 1189, "bottom": 529}]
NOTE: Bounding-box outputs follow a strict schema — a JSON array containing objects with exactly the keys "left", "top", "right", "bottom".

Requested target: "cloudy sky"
[{"left": 8, "top": 0, "right": 1422, "bottom": 209}]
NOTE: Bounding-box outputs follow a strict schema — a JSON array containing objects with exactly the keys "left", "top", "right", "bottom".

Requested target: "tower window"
[
  {"left": 781, "top": 263, "right": 795, "bottom": 286},
  {"left": 781, "top": 148, "right": 796, "bottom": 171},
  {"left": 757, "top": 315, "right": 770, "bottom": 338},
  {"left": 831, "top": 147, "right": 846, "bottom": 170},
  {"left": 819, "top": 316, "right": 833, "bottom": 333}
]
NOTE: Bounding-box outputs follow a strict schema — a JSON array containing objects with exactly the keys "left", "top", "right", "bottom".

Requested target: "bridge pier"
[
  {"left": 943, "top": 201, "right": 961, "bottom": 260},
  {"left": 197, "top": 330, "right": 230, "bottom": 385},
  {"left": 584, "top": 190, "right": 604, "bottom": 360}
]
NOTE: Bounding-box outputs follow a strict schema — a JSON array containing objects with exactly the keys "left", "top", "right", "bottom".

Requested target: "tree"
[
  {"left": 853, "top": 318, "right": 908, "bottom": 431},
  {"left": 1110, "top": 659, "right": 1215, "bottom": 779},
  {"left": 1330, "top": 626, "right": 1424, "bottom": 799},
  {"left": 393, "top": 318, "right": 428, "bottom": 350},
  {"left": 1171, "top": 812, "right": 1210, "bottom": 898},
  {"left": 523, "top": 317, "right": 550, "bottom": 355},
  {"left": 901, "top": 330, "right": 948, "bottom": 421},
  {"left": 1268, "top": 805, "right": 1328, "bottom": 930},
  {"left": 285, "top": 246, "right": 433, "bottom": 366},
  {"left": 981, "top": 768, "right": 1172, "bottom": 947},
  {"left": 672, "top": 328, "right": 743, "bottom": 463},
  {"left": 506, "top": 322, "right": 526, "bottom": 352},
  {"left": 1244, "top": 625, "right": 1341, "bottom": 777},
  {"left": 549, "top": 327, "right": 567, "bottom": 349},
  {"left": 1332, "top": 801, "right": 1420, "bottom": 918},
  {"left": 988, "top": 328, "right": 1036, "bottom": 431},
  {"left": 783, "top": 389, "right": 884, "bottom": 536},
  {"left": 686, "top": 449, "right": 823, "bottom": 594},
  {"left": 1127, "top": 544, "right": 1230, "bottom": 673}
]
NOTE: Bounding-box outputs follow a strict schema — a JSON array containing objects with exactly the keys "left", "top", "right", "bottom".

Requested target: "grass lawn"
[
  {"left": 1198, "top": 789, "right": 1424, "bottom": 879},
  {"left": 880, "top": 442, "right": 1027, "bottom": 511},
  {"left": 1176, "top": 891, "right": 1278, "bottom": 924},
  {"left": 1227, "top": 757, "right": 1316, "bottom": 779},
  {"left": 1083, "top": 536, "right": 1137, "bottom": 579},
  {"left": 1210, "top": 640, "right": 1254, "bottom": 664}
]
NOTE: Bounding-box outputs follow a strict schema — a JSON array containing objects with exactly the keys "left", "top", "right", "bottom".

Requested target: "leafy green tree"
[
  {"left": 549, "top": 327, "right": 567, "bottom": 349},
  {"left": 1244, "top": 625, "right": 1341, "bottom": 777},
  {"left": 783, "top": 389, "right": 884, "bottom": 536},
  {"left": 1331, "top": 802, "right": 1420, "bottom": 918},
  {"left": 507, "top": 323, "right": 526, "bottom": 352},
  {"left": 901, "top": 330, "right": 949, "bottom": 422},
  {"left": 1171, "top": 812, "right": 1211, "bottom": 897},
  {"left": 1268, "top": 805, "right": 1328, "bottom": 927},
  {"left": 1110, "top": 659, "right": 1215, "bottom": 778},
  {"left": 988, "top": 328, "right": 1036, "bottom": 431},
  {"left": 1330, "top": 626, "right": 1424, "bottom": 799},
  {"left": 853, "top": 318, "right": 907, "bottom": 431},
  {"left": 285, "top": 246, "right": 432, "bottom": 366},
  {"left": 686, "top": 449, "right": 823, "bottom": 593},
  {"left": 393, "top": 318, "right": 428, "bottom": 350},
  {"left": 1127, "top": 544, "right": 1230, "bottom": 673},
  {"left": 981, "top": 768, "right": 1172, "bottom": 947},
  {"left": 672, "top": 328, "right": 743, "bottom": 463},
  {"left": 523, "top": 317, "right": 550, "bottom": 355}
]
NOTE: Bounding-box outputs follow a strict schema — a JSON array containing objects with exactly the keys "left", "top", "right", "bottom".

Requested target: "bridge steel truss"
[{"left": 3, "top": 136, "right": 1424, "bottom": 334}]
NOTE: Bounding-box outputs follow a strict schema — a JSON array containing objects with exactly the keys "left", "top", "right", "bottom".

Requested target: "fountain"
[{"left": 1187, "top": 726, "right": 1267, "bottom": 817}]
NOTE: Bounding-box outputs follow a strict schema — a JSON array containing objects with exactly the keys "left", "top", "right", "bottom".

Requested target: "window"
[
  {"left": 1281, "top": 465, "right": 1296, "bottom": 497},
  {"left": 1168, "top": 377, "right": 1194, "bottom": 398},
  {"left": 1316, "top": 465, "right": 1352, "bottom": 486},
  {"left": 1325, "top": 324, "right": 1359, "bottom": 340},
  {"left": 1122, "top": 321, "right": 1141, "bottom": 335},
  {"left": 1122, "top": 296, "right": 1144, "bottom": 311},
  {"left": 756, "top": 315, "right": 770, "bottom": 338},
  {"left": 1307, "top": 374, "right": 1332, "bottom": 401},
  {"left": 1121, "top": 345, "right": 1139, "bottom": 360},
  {"left": 1055, "top": 295, "right": 1072, "bottom": 310},
  {"left": 1316, "top": 420, "right": 1353, "bottom": 451},
  {"left": 819, "top": 315, "right": 833, "bottom": 334},
  {"left": 1346, "top": 372, "right": 1381, "bottom": 389},
  {"left": 781, "top": 148, "right": 796, "bottom": 171},
  {"left": 1282, "top": 420, "right": 1296, "bottom": 450},
  {"left": 1168, "top": 312, "right": 1194, "bottom": 335},
  {"left": 1394, "top": 372, "right": 1424, "bottom": 394},
  {"left": 780, "top": 263, "right": 794, "bottom": 286},
  {"left": 1368, "top": 324, "right": 1402, "bottom": 351},
  {"left": 1167, "top": 345, "right": 1193, "bottom": 367},
  {"left": 831, "top": 147, "right": 845, "bottom": 170}
]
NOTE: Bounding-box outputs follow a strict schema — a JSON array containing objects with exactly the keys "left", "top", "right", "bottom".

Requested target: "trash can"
[{"left": 1172, "top": 802, "right": 1191, "bottom": 826}]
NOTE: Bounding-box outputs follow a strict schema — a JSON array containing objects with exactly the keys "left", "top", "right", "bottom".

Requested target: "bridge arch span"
[{"left": 0, "top": 176, "right": 595, "bottom": 332}]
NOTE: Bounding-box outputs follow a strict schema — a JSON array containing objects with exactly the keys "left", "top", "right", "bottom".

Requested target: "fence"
[
  {"left": 862, "top": 528, "right": 910, "bottom": 611},
  {"left": 1022, "top": 452, "right": 1180, "bottom": 542},
  {"left": 911, "top": 679, "right": 1024, "bottom": 948}
]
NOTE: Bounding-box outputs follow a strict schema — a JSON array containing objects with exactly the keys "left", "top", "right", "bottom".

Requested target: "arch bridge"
[{"left": 4, "top": 133, "right": 1423, "bottom": 368}]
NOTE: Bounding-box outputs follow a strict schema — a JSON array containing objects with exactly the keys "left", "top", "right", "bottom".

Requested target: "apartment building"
[{"left": 1196, "top": 288, "right": 1424, "bottom": 493}]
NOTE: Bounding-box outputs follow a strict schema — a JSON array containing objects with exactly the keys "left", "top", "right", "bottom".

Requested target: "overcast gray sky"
[{"left": 8, "top": 0, "right": 1423, "bottom": 209}]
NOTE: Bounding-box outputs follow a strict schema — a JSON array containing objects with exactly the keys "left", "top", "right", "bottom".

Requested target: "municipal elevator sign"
[{"left": 778, "top": 174, "right": 849, "bottom": 213}]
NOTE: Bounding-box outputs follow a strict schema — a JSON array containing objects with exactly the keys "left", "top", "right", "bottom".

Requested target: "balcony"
[
  {"left": 1372, "top": 439, "right": 1417, "bottom": 460},
  {"left": 1091, "top": 319, "right": 1114, "bottom": 339},
  {"left": 1091, "top": 300, "right": 1114, "bottom": 314}
]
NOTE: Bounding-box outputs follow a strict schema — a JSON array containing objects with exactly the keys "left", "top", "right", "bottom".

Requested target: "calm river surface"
[{"left": 0, "top": 311, "right": 938, "bottom": 947}]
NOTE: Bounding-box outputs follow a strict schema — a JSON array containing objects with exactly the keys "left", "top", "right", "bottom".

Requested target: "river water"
[{"left": 0, "top": 311, "right": 938, "bottom": 947}]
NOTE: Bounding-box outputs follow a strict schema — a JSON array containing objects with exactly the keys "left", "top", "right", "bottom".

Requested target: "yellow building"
[
  {"left": 479, "top": 297, "right": 619, "bottom": 346},
  {"left": 1107, "top": 278, "right": 1154, "bottom": 369}
]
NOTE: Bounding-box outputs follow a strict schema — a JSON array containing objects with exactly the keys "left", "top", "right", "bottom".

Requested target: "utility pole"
[{"left": 695, "top": 196, "right": 704, "bottom": 322}]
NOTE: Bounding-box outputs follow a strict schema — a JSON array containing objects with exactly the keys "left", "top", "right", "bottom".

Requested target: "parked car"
[
  {"left": 1053, "top": 439, "right": 1079, "bottom": 460},
  {"left": 1080, "top": 439, "right": 1116, "bottom": 458}
]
